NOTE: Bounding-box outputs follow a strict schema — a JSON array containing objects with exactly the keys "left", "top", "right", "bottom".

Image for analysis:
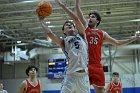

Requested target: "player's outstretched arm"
[
  {"left": 39, "top": 17, "right": 63, "bottom": 47},
  {"left": 75, "top": 0, "right": 87, "bottom": 27},
  {"left": 104, "top": 31, "right": 140, "bottom": 46},
  {"left": 55, "top": 0, "right": 86, "bottom": 37}
]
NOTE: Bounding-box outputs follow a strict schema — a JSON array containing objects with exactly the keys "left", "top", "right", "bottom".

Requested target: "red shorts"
[{"left": 88, "top": 63, "right": 105, "bottom": 87}]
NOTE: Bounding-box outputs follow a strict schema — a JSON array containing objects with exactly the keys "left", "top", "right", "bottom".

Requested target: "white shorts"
[{"left": 60, "top": 72, "right": 90, "bottom": 93}]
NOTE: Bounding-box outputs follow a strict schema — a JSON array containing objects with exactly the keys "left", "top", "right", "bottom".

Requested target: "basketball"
[{"left": 36, "top": 1, "right": 53, "bottom": 18}]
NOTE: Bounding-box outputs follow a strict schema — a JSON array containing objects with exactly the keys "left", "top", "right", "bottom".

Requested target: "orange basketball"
[{"left": 36, "top": 1, "right": 53, "bottom": 18}]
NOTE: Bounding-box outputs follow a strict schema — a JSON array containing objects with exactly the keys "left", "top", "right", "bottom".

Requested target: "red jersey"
[
  {"left": 25, "top": 79, "right": 41, "bottom": 93},
  {"left": 110, "top": 81, "right": 122, "bottom": 93},
  {"left": 85, "top": 28, "right": 104, "bottom": 64},
  {"left": 86, "top": 28, "right": 105, "bottom": 86}
]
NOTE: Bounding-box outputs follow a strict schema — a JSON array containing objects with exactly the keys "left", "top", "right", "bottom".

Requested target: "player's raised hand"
[{"left": 135, "top": 31, "right": 140, "bottom": 39}]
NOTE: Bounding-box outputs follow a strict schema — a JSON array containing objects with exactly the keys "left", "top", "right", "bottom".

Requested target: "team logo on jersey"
[
  {"left": 87, "top": 31, "right": 101, "bottom": 38},
  {"left": 68, "top": 37, "right": 81, "bottom": 43},
  {"left": 29, "top": 89, "right": 39, "bottom": 93}
]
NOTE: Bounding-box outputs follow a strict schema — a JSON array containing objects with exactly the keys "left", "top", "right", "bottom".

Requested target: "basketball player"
[
  {"left": 74, "top": 0, "right": 140, "bottom": 93},
  {"left": 18, "top": 65, "right": 42, "bottom": 93},
  {"left": 0, "top": 82, "right": 8, "bottom": 93},
  {"left": 38, "top": 0, "right": 90, "bottom": 93},
  {"left": 105, "top": 72, "right": 122, "bottom": 93}
]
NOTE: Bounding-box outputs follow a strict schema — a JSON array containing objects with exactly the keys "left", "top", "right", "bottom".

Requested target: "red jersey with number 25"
[
  {"left": 85, "top": 28, "right": 104, "bottom": 64},
  {"left": 25, "top": 79, "right": 41, "bottom": 93}
]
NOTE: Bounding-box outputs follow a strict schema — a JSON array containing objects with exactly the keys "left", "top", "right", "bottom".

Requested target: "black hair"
[
  {"left": 25, "top": 65, "right": 38, "bottom": 76},
  {"left": 112, "top": 72, "right": 119, "bottom": 77},
  {"left": 62, "top": 20, "right": 75, "bottom": 32},
  {"left": 88, "top": 11, "right": 101, "bottom": 26}
]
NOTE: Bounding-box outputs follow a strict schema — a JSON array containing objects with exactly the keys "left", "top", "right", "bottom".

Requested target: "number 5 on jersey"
[{"left": 74, "top": 41, "right": 79, "bottom": 49}]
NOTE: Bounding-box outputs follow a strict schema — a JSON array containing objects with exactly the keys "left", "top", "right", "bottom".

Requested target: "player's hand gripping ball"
[{"left": 36, "top": 1, "right": 53, "bottom": 18}]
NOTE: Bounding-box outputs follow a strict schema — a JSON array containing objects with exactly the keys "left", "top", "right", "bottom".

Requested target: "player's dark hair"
[
  {"left": 112, "top": 72, "right": 119, "bottom": 77},
  {"left": 88, "top": 11, "right": 101, "bottom": 26},
  {"left": 25, "top": 65, "right": 38, "bottom": 76},
  {"left": 62, "top": 20, "right": 75, "bottom": 35}
]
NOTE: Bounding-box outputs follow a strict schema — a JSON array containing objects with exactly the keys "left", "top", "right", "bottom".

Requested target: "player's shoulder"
[
  {"left": 109, "top": 80, "right": 113, "bottom": 85},
  {"left": 21, "top": 80, "right": 27, "bottom": 86},
  {"left": 38, "top": 79, "right": 41, "bottom": 83},
  {"left": 119, "top": 81, "right": 122, "bottom": 85}
]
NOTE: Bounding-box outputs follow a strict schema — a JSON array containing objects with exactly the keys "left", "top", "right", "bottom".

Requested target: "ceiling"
[{"left": 0, "top": 0, "right": 140, "bottom": 52}]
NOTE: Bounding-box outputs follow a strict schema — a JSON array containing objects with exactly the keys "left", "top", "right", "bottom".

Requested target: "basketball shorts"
[
  {"left": 88, "top": 63, "right": 105, "bottom": 87},
  {"left": 60, "top": 72, "right": 90, "bottom": 93}
]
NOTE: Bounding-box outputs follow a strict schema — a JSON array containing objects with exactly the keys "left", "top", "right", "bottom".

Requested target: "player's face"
[
  {"left": 63, "top": 22, "right": 75, "bottom": 36},
  {"left": 88, "top": 14, "right": 99, "bottom": 27},
  {"left": 28, "top": 68, "right": 37, "bottom": 76},
  {"left": 0, "top": 83, "right": 3, "bottom": 89},
  {"left": 112, "top": 75, "right": 119, "bottom": 81}
]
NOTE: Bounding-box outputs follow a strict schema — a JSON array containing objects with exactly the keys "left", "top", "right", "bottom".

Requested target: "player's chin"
[
  {"left": 31, "top": 73, "right": 36, "bottom": 75},
  {"left": 67, "top": 29, "right": 73, "bottom": 32},
  {"left": 88, "top": 23, "right": 94, "bottom": 27},
  {"left": 88, "top": 22, "right": 95, "bottom": 27}
]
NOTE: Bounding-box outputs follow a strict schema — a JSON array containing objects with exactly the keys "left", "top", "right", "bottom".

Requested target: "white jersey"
[
  {"left": 0, "top": 90, "right": 8, "bottom": 93},
  {"left": 64, "top": 34, "right": 88, "bottom": 74}
]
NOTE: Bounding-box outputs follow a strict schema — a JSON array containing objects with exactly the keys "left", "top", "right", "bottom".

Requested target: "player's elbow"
[
  {"left": 110, "top": 40, "right": 122, "bottom": 46},
  {"left": 112, "top": 42, "right": 121, "bottom": 46}
]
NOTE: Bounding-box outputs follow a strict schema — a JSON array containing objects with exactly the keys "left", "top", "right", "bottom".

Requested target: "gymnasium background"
[
  {"left": 0, "top": 0, "right": 140, "bottom": 93},
  {"left": 0, "top": 45, "right": 140, "bottom": 93}
]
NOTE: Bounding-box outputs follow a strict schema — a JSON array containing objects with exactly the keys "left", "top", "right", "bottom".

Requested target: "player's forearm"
[
  {"left": 57, "top": 1, "right": 79, "bottom": 22},
  {"left": 40, "top": 21, "right": 52, "bottom": 34},
  {"left": 75, "top": 0, "right": 81, "bottom": 12},
  {"left": 55, "top": 0, "right": 85, "bottom": 35},
  {"left": 116, "top": 36, "right": 138, "bottom": 46},
  {"left": 106, "top": 32, "right": 139, "bottom": 46},
  {"left": 55, "top": 0, "right": 75, "bottom": 20},
  {"left": 55, "top": 0, "right": 79, "bottom": 23},
  {"left": 40, "top": 21, "right": 62, "bottom": 46},
  {"left": 75, "top": 0, "right": 86, "bottom": 26}
]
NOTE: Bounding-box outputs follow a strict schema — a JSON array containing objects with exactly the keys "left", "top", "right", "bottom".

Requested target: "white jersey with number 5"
[{"left": 64, "top": 34, "right": 88, "bottom": 74}]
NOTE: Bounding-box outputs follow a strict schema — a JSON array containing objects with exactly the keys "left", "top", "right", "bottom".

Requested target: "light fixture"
[
  {"left": 48, "top": 25, "right": 55, "bottom": 28},
  {"left": 129, "top": 19, "right": 140, "bottom": 22},
  {"left": 22, "top": 0, "right": 38, "bottom": 3},
  {"left": 17, "top": 41, "right": 21, "bottom": 43},
  {"left": 136, "top": 31, "right": 140, "bottom": 34},
  {"left": 135, "top": 31, "right": 140, "bottom": 37},
  {"left": 46, "top": 21, "right": 51, "bottom": 24}
]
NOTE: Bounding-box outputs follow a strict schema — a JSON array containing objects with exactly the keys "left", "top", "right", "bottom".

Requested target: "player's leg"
[
  {"left": 60, "top": 75, "right": 74, "bottom": 93},
  {"left": 93, "top": 85, "right": 105, "bottom": 93},
  {"left": 60, "top": 85, "right": 72, "bottom": 93},
  {"left": 89, "top": 64, "right": 105, "bottom": 93},
  {"left": 75, "top": 72, "right": 90, "bottom": 93}
]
